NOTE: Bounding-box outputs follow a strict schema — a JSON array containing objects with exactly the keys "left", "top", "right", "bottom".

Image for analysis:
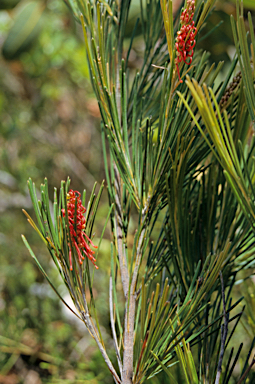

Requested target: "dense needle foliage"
[{"left": 2, "top": 0, "right": 255, "bottom": 383}]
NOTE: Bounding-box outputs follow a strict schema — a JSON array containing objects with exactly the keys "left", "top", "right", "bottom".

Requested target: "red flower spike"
[
  {"left": 175, "top": 0, "right": 197, "bottom": 83},
  {"left": 62, "top": 190, "right": 98, "bottom": 270}
]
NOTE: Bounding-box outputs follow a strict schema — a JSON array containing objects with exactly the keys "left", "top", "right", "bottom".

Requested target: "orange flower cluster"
[
  {"left": 62, "top": 190, "right": 98, "bottom": 270},
  {"left": 175, "top": 0, "right": 197, "bottom": 83}
]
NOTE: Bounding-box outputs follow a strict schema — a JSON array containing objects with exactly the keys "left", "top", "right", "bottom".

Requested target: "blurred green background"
[{"left": 0, "top": 0, "right": 255, "bottom": 383}]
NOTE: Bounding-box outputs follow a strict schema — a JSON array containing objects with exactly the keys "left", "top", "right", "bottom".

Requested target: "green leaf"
[{"left": 21, "top": 235, "right": 82, "bottom": 320}]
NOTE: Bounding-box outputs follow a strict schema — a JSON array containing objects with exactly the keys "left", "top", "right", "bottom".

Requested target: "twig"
[
  {"left": 81, "top": 310, "right": 121, "bottom": 384},
  {"left": 215, "top": 271, "right": 229, "bottom": 384},
  {"left": 70, "top": 285, "right": 119, "bottom": 380},
  {"left": 114, "top": 4, "right": 136, "bottom": 379},
  {"left": 71, "top": 268, "right": 121, "bottom": 384},
  {"left": 122, "top": 210, "right": 148, "bottom": 384},
  {"left": 109, "top": 274, "right": 123, "bottom": 374}
]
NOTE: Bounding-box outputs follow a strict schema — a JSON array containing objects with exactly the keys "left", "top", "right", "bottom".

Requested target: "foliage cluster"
[{"left": 1, "top": 0, "right": 255, "bottom": 383}]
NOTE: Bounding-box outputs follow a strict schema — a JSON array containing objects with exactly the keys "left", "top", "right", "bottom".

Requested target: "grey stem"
[{"left": 122, "top": 212, "right": 147, "bottom": 384}]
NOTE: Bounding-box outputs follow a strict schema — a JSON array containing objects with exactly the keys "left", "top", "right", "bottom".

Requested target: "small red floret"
[
  {"left": 175, "top": 0, "right": 197, "bottom": 83},
  {"left": 62, "top": 190, "right": 98, "bottom": 270}
]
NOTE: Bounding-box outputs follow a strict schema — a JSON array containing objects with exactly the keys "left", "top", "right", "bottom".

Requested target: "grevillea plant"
[{"left": 22, "top": 0, "right": 255, "bottom": 383}]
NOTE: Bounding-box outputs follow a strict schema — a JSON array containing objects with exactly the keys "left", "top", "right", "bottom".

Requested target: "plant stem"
[
  {"left": 81, "top": 310, "right": 121, "bottom": 384},
  {"left": 122, "top": 213, "right": 147, "bottom": 384},
  {"left": 114, "top": 10, "right": 135, "bottom": 380}
]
